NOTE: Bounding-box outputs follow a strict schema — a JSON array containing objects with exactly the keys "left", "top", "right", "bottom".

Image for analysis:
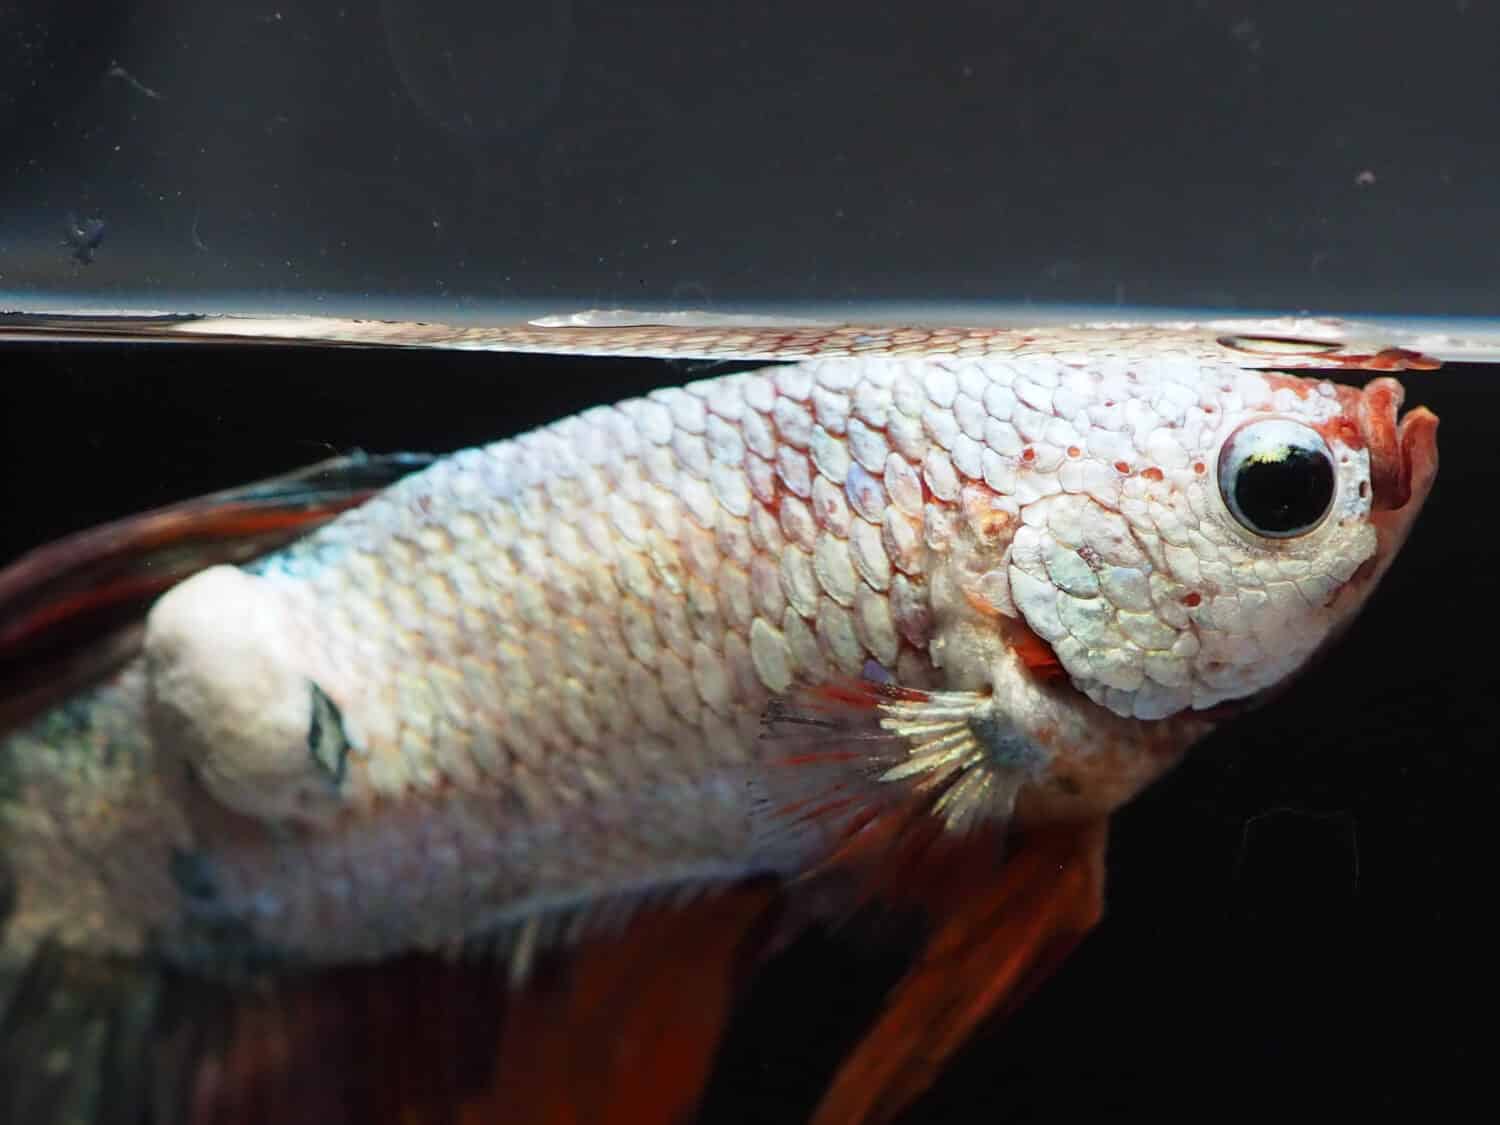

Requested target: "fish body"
[{"left": 0, "top": 332, "right": 1438, "bottom": 1121}]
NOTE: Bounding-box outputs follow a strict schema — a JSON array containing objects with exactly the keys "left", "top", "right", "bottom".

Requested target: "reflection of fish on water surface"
[{"left": 0, "top": 319, "right": 1441, "bottom": 1123}]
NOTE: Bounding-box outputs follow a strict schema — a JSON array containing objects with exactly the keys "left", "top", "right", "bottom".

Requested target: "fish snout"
[
  {"left": 1337, "top": 380, "right": 1438, "bottom": 604},
  {"left": 1356, "top": 377, "right": 1439, "bottom": 512}
]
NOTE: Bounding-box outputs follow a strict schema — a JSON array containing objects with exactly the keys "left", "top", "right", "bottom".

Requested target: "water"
[
  {"left": 2, "top": 0, "right": 1494, "bottom": 1120},
  {"left": 1, "top": 343, "right": 1490, "bottom": 1120}
]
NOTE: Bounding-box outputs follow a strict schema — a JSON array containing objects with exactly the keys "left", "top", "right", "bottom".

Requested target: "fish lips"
[
  {"left": 1358, "top": 376, "right": 1440, "bottom": 514},
  {"left": 1202, "top": 384, "right": 1437, "bottom": 721},
  {"left": 1339, "top": 379, "right": 1438, "bottom": 611}
]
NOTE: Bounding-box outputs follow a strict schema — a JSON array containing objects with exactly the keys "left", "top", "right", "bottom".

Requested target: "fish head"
[
  {"left": 998, "top": 369, "right": 1437, "bottom": 727},
  {"left": 941, "top": 366, "right": 1438, "bottom": 827}
]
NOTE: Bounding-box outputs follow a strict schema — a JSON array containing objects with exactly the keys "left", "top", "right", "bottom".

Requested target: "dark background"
[
  {"left": 3, "top": 0, "right": 1500, "bottom": 317},
  {"left": 1, "top": 344, "right": 1491, "bottom": 1121},
  {"left": 3, "top": 0, "right": 1495, "bottom": 1118}
]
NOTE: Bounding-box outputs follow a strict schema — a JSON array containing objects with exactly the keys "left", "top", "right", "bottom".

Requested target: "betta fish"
[{"left": 0, "top": 318, "right": 1439, "bottom": 1124}]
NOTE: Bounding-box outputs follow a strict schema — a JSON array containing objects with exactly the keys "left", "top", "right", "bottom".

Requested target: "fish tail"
[{"left": 0, "top": 943, "right": 214, "bottom": 1125}]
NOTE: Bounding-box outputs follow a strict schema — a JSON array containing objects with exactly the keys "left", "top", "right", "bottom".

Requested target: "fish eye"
[{"left": 1217, "top": 419, "right": 1336, "bottom": 538}]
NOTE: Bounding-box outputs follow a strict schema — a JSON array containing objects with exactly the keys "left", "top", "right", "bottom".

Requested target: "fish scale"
[{"left": 1, "top": 348, "right": 1422, "bottom": 968}]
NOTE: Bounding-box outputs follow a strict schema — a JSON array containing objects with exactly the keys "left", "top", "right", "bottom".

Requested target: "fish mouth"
[
  {"left": 1357, "top": 376, "right": 1439, "bottom": 514},
  {"left": 1271, "top": 378, "right": 1437, "bottom": 689},
  {"left": 1348, "top": 377, "right": 1438, "bottom": 595}
]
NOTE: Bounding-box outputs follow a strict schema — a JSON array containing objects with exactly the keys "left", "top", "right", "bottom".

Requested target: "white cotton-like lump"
[{"left": 143, "top": 565, "right": 345, "bottom": 825}]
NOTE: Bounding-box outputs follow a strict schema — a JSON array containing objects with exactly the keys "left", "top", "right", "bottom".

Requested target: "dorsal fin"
[
  {"left": 0, "top": 309, "right": 1450, "bottom": 368},
  {"left": 0, "top": 452, "right": 434, "bottom": 735}
]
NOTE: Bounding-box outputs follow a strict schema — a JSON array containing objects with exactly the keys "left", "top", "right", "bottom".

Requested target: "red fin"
[
  {"left": 493, "top": 886, "right": 776, "bottom": 1124},
  {"left": 749, "top": 679, "right": 949, "bottom": 870},
  {"left": 810, "top": 820, "right": 1108, "bottom": 1125},
  {"left": 182, "top": 885, "right": 777, "bottom": 1125},
  {"left": 0, "top": 451, "right": 433, "bottom": 733}
]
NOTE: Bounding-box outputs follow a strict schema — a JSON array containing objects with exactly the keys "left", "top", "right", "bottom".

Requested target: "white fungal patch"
[{"left": 144, "top": 567, "right": 347, "bottom": 825}]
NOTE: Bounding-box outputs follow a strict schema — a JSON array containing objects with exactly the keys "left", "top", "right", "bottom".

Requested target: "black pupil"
[{"left": 1234, "top": 446, "right": 1335, "bottom": 534}]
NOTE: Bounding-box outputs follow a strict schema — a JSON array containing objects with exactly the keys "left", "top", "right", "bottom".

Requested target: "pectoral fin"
[
  {"left": 745, "top": 678, "right": 1106, "bottom": 1122},
  {"left": 749, "top": 678, "right": 1048, "bottom": 897}
]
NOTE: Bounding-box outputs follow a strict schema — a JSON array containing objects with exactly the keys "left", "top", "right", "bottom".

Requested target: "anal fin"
[
  {"left": 810, "top": 820, "right": 1108, "bottom": 1125},
  {"left": 180, "top": 884, "right": 778, "bottom": 1125},
  {"left": 483, "top": 884, "right": 777, "bottom": 1124}
]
